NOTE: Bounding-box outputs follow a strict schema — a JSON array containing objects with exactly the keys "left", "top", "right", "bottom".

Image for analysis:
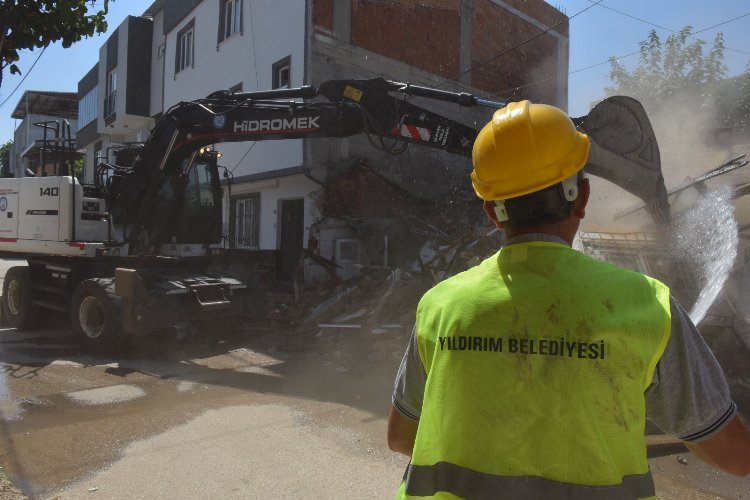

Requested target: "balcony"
[{"left": 103, "top": 91, "right": 116, "bottom": 123}]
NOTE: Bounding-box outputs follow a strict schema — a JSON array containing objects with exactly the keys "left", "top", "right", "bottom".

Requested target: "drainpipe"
[{"left": 25, "top": 94, "right": 29, "bottom": 177}]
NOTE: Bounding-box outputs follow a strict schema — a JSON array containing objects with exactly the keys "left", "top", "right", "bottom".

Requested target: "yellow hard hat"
[{"left": 471, "top": 100, "right": 590, "bottom": 201}]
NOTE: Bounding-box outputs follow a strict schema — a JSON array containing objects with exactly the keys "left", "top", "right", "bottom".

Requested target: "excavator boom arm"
[{"left": 111, "top": 77, "right": 668, "bottom": 254}]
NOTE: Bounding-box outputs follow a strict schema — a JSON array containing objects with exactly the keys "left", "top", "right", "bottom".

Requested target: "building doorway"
[{"left": 278, "top": 198, "right": 304, "bottom": 281}]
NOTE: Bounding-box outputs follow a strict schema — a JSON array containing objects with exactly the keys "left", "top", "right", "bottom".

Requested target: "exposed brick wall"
[
  {"left": 471, "top": 0, "right": 564, "bottom": 103},
  {"left": 323, "top": 164, "right": 416, "bottom": 218},
  {"left": 313, "top": 0, "right": 333, "bottom": 33},
  {"left": 311, "top": 0, "right": 567, "bottom": 104},
  {"left": 502, "top": 0, "right": 568, "bottom": 37},
  {"left": 350, "top": 0, "right": 461, "bottom": 80}
]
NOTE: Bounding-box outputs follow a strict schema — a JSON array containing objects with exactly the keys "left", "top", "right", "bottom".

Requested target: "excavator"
[{"left": 0, "top": 77, "right": 668, "bottom": 352}]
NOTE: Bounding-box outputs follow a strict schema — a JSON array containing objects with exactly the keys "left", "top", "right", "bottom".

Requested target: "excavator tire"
[
  {"left": 70, "top": 278, "right": 126, "bottom": 354},
  {"left": 2, "top": 266, "right": 39, "bottom": 328}
]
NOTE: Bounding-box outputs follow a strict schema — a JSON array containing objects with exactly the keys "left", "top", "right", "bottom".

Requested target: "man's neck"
[
  {"left": 505, "top": 232, "right": 571, "bottom": 246},
  {"left": 505, "top": 219, "right": 578, "bottom": 246}
]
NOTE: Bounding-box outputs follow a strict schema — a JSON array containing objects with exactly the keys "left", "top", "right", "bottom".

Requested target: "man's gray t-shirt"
[{"left": 392, "top": 250, "right": 736, "bottom": 442}]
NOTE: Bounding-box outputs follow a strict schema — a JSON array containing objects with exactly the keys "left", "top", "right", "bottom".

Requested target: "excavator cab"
[
  {"left": 146, "top": 151, "right": 224, "bottom": 249},
  {"left": 94, "top": 147, "right": 224, "bottom": 249},
  {"left": 181, "top": 152, "right": 223, "bottom": 245}
]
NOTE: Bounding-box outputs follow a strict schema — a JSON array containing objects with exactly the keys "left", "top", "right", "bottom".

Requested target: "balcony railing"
[{"left": 103, "top": 91, "right": 116, "bottom": 119}]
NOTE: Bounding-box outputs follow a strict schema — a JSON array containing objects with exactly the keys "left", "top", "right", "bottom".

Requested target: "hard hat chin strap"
[{"left": 492, "top": 172, "right": 580, "bottom": 223}]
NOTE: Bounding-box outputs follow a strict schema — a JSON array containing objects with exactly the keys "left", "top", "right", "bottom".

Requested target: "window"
[
  {"left": 218, "top": 0, "right": 242, "bottom": 42},
  {"left": 231, "top": 193, "right": 260, "bottom": 249},
  {"left": 272, "top": 56, "right": 291, "bottom": 89},
  {"left": 104, "top": 68, "right": 116, "bottom": 118},
  {"left": 176, "top": 20, "right": 195, "bottom": 74},
  {"left": 94, "top": 142, "right": 103, "bottom": 164},
  {"left": 78, "top": 87, "right": 97, "bottom": 126},
  {"left": 187, "top": 162, "right": 216, "bottom": 208}
]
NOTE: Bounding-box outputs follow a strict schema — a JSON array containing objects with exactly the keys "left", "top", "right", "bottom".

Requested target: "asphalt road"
[
  {"left": 0, "top": 257, "right": 409, "bottom": 499},
  {"left": 0, "top": 318, "right": 410, "bottom": 499},
  {"left": 0, "top": 257, "right": 749, "bottom": 499}
]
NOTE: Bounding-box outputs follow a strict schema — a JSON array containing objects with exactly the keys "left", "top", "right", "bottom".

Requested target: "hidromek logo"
[{"left": 234, "top": 116, "right": 321, "bottom": 132}]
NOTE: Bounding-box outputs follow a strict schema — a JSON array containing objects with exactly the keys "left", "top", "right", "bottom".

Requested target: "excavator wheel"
[
  {"left": 2, "top": 266, "right": 39, "bottom": 328},
  {"left": 70, "top": 278, "right": 126, "bottom": 354}
]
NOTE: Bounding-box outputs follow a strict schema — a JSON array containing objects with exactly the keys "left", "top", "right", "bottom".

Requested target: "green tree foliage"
[
  {"left": 718, "top": 63, "right": 750, "bottom": 133},
  {"left": 606, "top": 27, "right": 750, "bottom": 137},
  {"left": 0, "top": 140, "right": 11, "bottom": 177},
  {"left": 606, "top": 27, "right": 727, "bottom": 109},
  {"left": 69, "top": 155, "right": 84, "bottom": 181},
  {"left": 0, "top": 0, "right": 111, "bottom": 88}
]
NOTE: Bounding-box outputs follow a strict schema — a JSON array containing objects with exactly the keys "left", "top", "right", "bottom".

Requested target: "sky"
[{"left": 1, "top": 0, "right": 749, "bottom": 143}]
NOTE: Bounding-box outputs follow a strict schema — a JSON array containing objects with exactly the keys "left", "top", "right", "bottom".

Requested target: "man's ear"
[
  {"left": 483, "top": 201, "right": 504, "bottom": 229},
  {"left": 572, "top": 177, "right": 590, "bottom": 219}
]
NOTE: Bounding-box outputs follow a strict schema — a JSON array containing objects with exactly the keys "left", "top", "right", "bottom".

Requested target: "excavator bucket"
[{"left": 573, "top": 96, "right": 670, "bottom": 224}]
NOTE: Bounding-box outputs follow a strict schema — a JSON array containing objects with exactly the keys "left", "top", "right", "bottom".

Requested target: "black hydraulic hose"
[
  {"left": 385, "top": 80, "right": 506, "bottom": 108},
  {"left": 210, "top": 85, "right": 318, "bottom": 101}
]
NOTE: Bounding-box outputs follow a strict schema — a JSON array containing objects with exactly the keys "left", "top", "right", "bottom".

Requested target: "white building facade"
[{"left": 75, "top": 0, "right": 569, "bottom": 282}]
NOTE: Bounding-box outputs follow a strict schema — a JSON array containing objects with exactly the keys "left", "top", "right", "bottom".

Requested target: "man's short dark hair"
[{"left": 503, "top": 172, "right": 584, "bottom": 231}]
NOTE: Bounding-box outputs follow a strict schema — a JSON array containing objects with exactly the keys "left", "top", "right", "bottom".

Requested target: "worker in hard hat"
[{"left": 387, "top": 101, "right": 750, "bottom": 499}]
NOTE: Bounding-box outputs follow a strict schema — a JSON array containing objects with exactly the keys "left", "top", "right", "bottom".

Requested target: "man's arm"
[
  {"left": 387, "top": 405, "right": 418, "bottom": 456},
  {"left": 646, "top": 297, "right": 750, "bottom": 475},
  {"left": 389, "top": 326, "right": 427, "bottom": 457},
  {"left": 685, "top": 415, "right": 750, "bottom": 476}
]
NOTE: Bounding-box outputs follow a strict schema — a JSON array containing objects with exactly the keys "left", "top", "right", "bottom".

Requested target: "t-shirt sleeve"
[
  {"left": 645, "top": 296, "right": 737, "bottom": 442},
  {"left": 392, "top": 325, "right": 426, "bottom": 422}
]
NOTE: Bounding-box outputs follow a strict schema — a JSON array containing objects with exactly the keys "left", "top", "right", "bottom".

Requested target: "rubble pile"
[
  {"left": 250, "top": 159, "right": 503, "bottom": 330},
  {"left": 264, "top": 226, "right": 504, "bottom": 333}
]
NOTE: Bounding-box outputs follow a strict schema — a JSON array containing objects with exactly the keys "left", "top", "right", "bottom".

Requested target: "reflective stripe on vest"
[
  {"left": 404, "top": 462, "right": 654, "bottom": 500},
  {"left": 407, "top": 242, "right": 671, "bottom": 500}
]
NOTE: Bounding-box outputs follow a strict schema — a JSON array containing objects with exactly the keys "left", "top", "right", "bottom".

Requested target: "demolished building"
[{"left": 290, "top": 106, "right": 750, "bottom": 412}]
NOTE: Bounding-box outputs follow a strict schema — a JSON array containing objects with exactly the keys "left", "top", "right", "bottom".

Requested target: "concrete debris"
[
  {"left": 333, "top": 308, "right": 369, "bottom": 323},
  {"left": 303, "top": 286, "right": 359, "bottom": 324},
  {"left": 367, "top": 269, "right": 403, "bottom": 322},
  {"left": 261, "top": 215, "right": 503, "bottom": 332}
]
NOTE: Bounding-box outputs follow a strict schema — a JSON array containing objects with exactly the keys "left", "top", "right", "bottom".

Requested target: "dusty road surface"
[
  {"left": 1, "top": 260, "right": 749, "bottom": 499},
  {"left": 0, "top": 320, "right": 412, "bottom": 499}
]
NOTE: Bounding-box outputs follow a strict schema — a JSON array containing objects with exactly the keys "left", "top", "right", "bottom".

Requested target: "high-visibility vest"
[{"left": 397, "top": 241, "right": 671, "bottom": 500}]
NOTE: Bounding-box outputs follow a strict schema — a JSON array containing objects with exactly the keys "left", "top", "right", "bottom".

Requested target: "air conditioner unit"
[{"left": 335, "top": 238, "right": 361, "bottom": 280}]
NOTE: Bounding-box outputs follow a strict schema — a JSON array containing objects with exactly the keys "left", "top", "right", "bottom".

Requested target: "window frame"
[
  {"left": 78, "top": 87, "right": 97, "bottom": 127},
  {"left": 175, "top": 19, "right": 196, "bottom": 74},
  {"left": 272, "top": 56, "right": 291, "bottom": 89},
  {"left": 218, "top": 0, "right": 243, "bottom": 44},
  {"left": 104, "top": 67, "right": 117, "bottom": 119},
  {"left": 230, "top": 192, "right": 261, "bottom": 250}
]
